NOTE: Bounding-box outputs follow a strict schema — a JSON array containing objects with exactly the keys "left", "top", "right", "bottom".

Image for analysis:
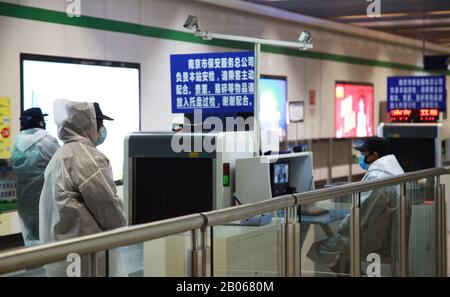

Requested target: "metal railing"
[{"left": 0, "top": 167, "right": 448, "bottom": 277}]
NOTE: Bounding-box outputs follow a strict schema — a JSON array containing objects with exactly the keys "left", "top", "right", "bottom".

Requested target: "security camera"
[
  {"left": 298, "top": 31, "right": 311, "bottom": 44},
  {"left": 183, "top": 15, "right": 198, "bottom": 31},
  {"left": 298, "top": 31, "right": 313, "bottom": 50},
  {"left": 183, "top": 15, "right": 212, "bottom": 40}
]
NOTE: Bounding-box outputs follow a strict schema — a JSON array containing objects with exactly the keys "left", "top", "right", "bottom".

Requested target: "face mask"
[
  {"left": 95, "top": 126, "right": 107, "bottom": 146},
  {"left": 359, "top": 155, "right": 370, "bottom": 171}
]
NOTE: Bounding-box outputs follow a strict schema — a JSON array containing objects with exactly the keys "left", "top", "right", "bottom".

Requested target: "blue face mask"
[
  {"left": 95, "top": 126, "right": 107, "bottom": 146},
  {"left": 359, "top": 155, "right": 370, "bottom": 171}
]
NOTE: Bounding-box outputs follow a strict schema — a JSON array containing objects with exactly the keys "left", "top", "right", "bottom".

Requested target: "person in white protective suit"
[
  {"left": 12, "top": 108, "right": 60, "bottom": 247},
  {"left": 307, "top": 137, "right": 404, "bottom": 275},
  {"left": 39, "top": 99, "right": 127, "bottom": 277}
]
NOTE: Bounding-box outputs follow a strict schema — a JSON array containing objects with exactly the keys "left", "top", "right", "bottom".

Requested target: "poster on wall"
[
  {"left": 170, "top": 51, "right": 255, "bottom": 114},
  {"left": 0, "top": 96, "right": 16, "bottom": 208},
  {"left": 0, "top": 97, "right": 12, "bottom": 159},
  {"left": 334, "top": 83, "right": 374, "bottom": 138}
]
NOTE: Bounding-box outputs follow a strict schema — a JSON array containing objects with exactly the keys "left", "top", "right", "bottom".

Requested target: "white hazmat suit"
[
  {"left": 39, "top": 99, "right": 127, "bottom": 277},
  {"left": 12, "top": 128, "right": 60, "bottom": 247},
  {"left": 307, "top": 154, "right": 405, "bottom": 271}
]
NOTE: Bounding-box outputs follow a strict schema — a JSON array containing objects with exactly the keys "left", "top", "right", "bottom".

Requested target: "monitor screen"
[
  {"left": 21, "top": 54, "right": 140, "bottom": 181},
  {"left": 260, "top": 76, "right": 287, "bottom": 141},
  {"left": 273, "top": 162, "right": 289, "bottom": 185}
]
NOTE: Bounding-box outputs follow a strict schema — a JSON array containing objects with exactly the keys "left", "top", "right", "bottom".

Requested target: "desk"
[{"left": 301, "top": 209, "right": 350, "bottom": 238}]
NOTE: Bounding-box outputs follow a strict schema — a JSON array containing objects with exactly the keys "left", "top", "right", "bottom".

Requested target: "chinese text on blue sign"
[
  {"left": 170, "top": 51, "right": 255, "bottom": 114},
  {"left": 387, "top": 75, "right": 446, "bottom": 111}
]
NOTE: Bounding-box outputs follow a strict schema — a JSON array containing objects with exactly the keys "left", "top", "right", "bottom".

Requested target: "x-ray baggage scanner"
[
  {"left": 378, "top": 123, "right": 442, "bottom": 172},
  {"left": 124, "top": 131, "right": 255, "bottom": 224},
  {"left": 235, "top": 152, "right": 314, "bottom": 204}
]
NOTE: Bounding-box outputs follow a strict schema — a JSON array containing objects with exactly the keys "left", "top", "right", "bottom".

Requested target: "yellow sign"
[
  {"left": 0, "top": 213, "right": 12, "bottom": 236},
  {"left": 0, "top": 97, "right": 12, "bottom": 159}
]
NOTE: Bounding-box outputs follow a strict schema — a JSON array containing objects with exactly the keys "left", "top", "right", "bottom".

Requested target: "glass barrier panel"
[
  {"left": 357, "top": 183, "right": 401, "bottom": 277},
  {"left": 300, "top": 198, "right": 352, "bottom": 277},
  {"left": 108, "top": 231, "right": 192, "bottom": 277},
  {"left": 211, "top": 210, "right": 283, "bottom": 277},
  {"left": 406, "top": 178, "right": 437, "bottom": 277}
]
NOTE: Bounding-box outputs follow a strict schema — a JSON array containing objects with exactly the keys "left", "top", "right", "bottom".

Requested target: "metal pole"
[
  {"left": 191, "top": 229, "right": 202, "bottom": 277},
  {"left": 283, "top": 207, "right": 293, "bottom": 276},
  {"left": 294, "top": 205, "right": 301, "bottom": 277},
  {"left": 444, "top": 195, "right": 448, "bottom": 276},
  {"left": 348, "top": 139, "right": 353, "bottom": 183},
  {"left": 90, "top": 252, "right": 98, "bottom": 277},
  {"left": 399, "top": 183, "right": 407, "bottom": 277},
  {"left": 327, "top": 138, "right": 333, "bottom": 185},
  {"left": 436, "top": 177, "right": 447, "bottom": 277},
  {"left": 208, "top": 32, "right": 313, "bottom": 50},
  {"left": 440, "top": 184, "right": 447, "bottom": 277},
  {"left": 200, "top": 227, "right": 209, "bottom": 277},
  {"left": 350, "top": 193, "right": 361, "bottom": 277},
  {"left": 254, "top": 42, "right": 261, "bottom": 156},
  {"left": 436, "top": 176, "right": 443, "bottom": 277},
  {"left": 105, "top": 250, "right": 109, "bottom": 277},
  {"left": 439, "top": 184, "right": 447, "bottom": 277}
]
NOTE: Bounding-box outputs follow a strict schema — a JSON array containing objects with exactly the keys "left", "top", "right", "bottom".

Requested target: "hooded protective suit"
[
  {"left": 39, "top": 99, "right": 127, "bottom": 277},
  {"left": 12, "top": 128, "right": 59, "bottom": 247},
  {"left": 307, "top": 154, "right": 405, "bottom": 271}
]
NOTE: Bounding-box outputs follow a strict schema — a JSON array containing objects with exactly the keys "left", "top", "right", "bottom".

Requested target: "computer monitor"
[{"left": 270, "top": 161, "right": 290, "bottom": 197}]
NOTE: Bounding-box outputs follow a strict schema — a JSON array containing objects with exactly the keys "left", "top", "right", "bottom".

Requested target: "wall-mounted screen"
[
  {"left": 260, "top": 76, "right": 287, "bottom": 141},
  {"left": 335, "top": 82, "right": 374, "bottom": 139},
  {"left": 21, "top": 54, "right": 140, "bottom": 181}
]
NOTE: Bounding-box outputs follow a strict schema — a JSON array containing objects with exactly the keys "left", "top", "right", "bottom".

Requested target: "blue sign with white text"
[
  {"left": 170, "top": 51, "right": 255, "bottom": 114},
  {"left": 387, "top": 75, "right": 447, "bottom": 111}
]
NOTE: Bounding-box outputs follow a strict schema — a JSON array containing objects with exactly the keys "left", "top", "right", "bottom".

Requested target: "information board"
[
  {"left": 170, "top": 51, "right": 255, "bottom": 114},
  {"left": 387, "top": 75, "right": 446, "bottom": 111}
]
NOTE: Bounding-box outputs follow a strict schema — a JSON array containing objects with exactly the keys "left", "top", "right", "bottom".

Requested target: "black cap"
[
  {"left": 354, "top": 137, "right": 391, "bottom": 156},
  {"left": 93, "top": 102, "right": 114, "bottom": 121},
  {"left": 20, "top": 108, "right": 48, "bottom": 121}
]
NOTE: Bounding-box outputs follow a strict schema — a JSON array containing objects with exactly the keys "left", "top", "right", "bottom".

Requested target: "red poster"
[{"left": 335, "top": 83, "right": 374, "bottom": 138}]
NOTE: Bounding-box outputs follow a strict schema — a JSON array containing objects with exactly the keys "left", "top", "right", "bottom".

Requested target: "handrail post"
[
  {"left": 191, "top": 228, "right": 209, "bottom": 277},
  {"left": 399, "top": 182, "right": 407, "bottom": 277},
  {"left": 350, "top": 193, "right": 360, "bottom": 277},
  {"left": 282, "top": 204, "right": 300, "bottom": 277},
  {"left": 282, "top": 207, "right": 292, "bottom": 276},
  {"left": 201, "top": 227, "right": 210, "bottom": 277},
  {"left": 436, "top": 177, "right": 446, "bottom": 277},
  {"left": 105, "top": 250, "right": 109, "bottom": 277},
  {"left": 443, "top": 184, "right": 448, "bottom": 277},
  {"left": 90, "top": 252, "right": 98, "bottom": 277},
  {"left": 191, "top": 229, "right": 201, "bottom": 277},
  {"left": 294, "top": 205, "right": 301, "bottom": 277}
]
